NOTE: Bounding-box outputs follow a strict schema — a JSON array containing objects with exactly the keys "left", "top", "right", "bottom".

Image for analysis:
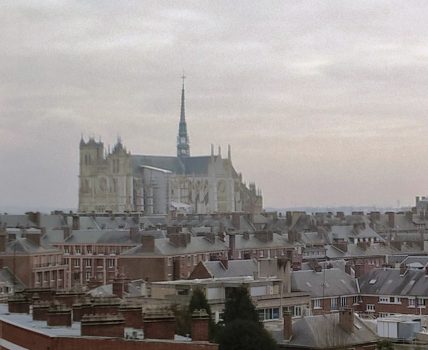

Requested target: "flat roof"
[{"left": 0, "top": 303, "right": 80, "bottom": 337}]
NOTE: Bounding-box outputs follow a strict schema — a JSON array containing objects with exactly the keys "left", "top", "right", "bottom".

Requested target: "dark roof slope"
[{"left": 359, "top": 268, "right": 428, "bottom": 296}]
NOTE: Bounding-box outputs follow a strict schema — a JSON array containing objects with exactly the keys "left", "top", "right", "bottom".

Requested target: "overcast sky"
[{"left": 1, "top": 1, "right": 428, "bottom": 212}]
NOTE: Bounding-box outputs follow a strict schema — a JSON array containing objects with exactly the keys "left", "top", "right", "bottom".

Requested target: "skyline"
[{"left": 1, "top": 1, "right": 428, "bottom": 211}]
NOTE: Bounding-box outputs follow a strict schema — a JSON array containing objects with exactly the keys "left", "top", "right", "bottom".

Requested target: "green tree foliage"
[
  {"left": 189, "top": 287, "right": 216, "bottom": 340},
  {"left": 218, "top": 285, "right": 276, "bottom": 350},
  {"left": 218, "top": 319, "right": 276, "bottom": 350},
  {"left": 222, "top": 286, "right": 259, "bottom": 325},
  {"left": 189, "top": 287, "right": 212, "bottom": 315}
]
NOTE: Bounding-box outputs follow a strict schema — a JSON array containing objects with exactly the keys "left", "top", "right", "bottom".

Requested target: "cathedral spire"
[{"left": 177, "top": 73, "right": 190, "bottom": 157}]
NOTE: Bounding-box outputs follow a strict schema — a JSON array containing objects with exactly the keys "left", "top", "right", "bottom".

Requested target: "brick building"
[
  {"left": 0, "top": 229, "right": 67, "bottom": 289},
  {"left": 119, "top": 233, "right": 229, "bottom": 281},
  {"left": 358, "top": 267, "right": 428, "bottom": 317}
]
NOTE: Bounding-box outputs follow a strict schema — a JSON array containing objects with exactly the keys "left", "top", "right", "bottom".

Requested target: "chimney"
[
  {"left": 228, "top": 233, "right": 236, "bottom": 260},
  {"left": 143, "top": 309, "right": 176, "bottom": 340},
  {"left": 333, "top": 239, "right": 348, "bottom": 252},
  {"left": 191, "top": 309, "right": 210, "bottom": 342},
  {"left": 231, "top": 213, "right": 241, "bottom": 230},
  {"left": 283, "top": 311, "right": 293, "bottom": 341},
  {"left": 0, "top": 230, "right": 7, "bottom": 252},
  {"left": 81, "top": 314, "right": 125, "bottom": 337},
  {"left": 130, "top": 227, "right": 140, "bottom": 242},
  {"left": 336, "top": 211, "right": 345, "bottom": 219},
  {"left": 112, "top": 276, "right": 129, "bottom": 298},
  {"left": 387, "top": 212, "right": 395, "bottom": 228},
  {"left": 141, "top": 235, "right": 155, "bottom": 253},
  {"left": 339, "top": 308, "right": 354, "bottom": 333},
  {"left": 47, "top": 305, "right": 72, "bottom": 327},
  {"left": 169, "top": 233, "right": 188, "bottom": 247},
  {"left": 72, "top": 215, "right": 80, "bottom": 230},
  {"left": 25, "top": 232, "right": 41, "bottom": 247}
]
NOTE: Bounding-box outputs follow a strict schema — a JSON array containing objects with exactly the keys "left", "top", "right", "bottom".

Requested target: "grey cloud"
[{"left": 1, "top": 1, "right": 428, "bottom": 210}]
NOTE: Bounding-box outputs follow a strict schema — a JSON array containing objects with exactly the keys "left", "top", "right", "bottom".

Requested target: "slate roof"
[
  {"left": 329, "top": 225, "right": 383, "bottom": 242},
  {"left": 132, "top": 155, "right": 183, "bottom": 174},
  {"left": 326, "top": 242, "right": 398, "bottom": 259},
  {"left": 0, "top": 267, "right": 25, "bottom": 290},
  {"left": 121, "top": 236, "right": 228, "bottom": 256},
  {"left": 64, "top": 230, "right": 136, "bottom": 245},
  {"left": 359, "top": 268, "right": 428, "bottom": 296},
  {"left": 402, "top": 256, "right": 428, "bottom": 269},
  {"left": 201, "top": 259, "right": 258, "bottom": 278},
  {"left": 273, "top": 313, "right": 378, "bottom": 349},
  {"left": 291, "top": 268, "right": 358, "bottom": 298},
  {"left": 1, "top": 238, "right": 59, "bottom": 255},
  {"left": 0, "top": 215, "right": 36, "bottom": 228},
  {"left": 226, "top": 233, "right": 293, "bottom": 251}
]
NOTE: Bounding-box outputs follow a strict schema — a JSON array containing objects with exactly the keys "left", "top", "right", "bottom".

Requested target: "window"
[
  {"left": 73, "top": 259, "right": 80, "bottom": 267},
  {"left": 313, "top": 299, "right": 322, "bottom": 309},
  {"left": 86, "top": 246, "right": 92, "bottom": 254},
  {"left": 84, "top": 259, "right": 92, "bottom": 267},
  {"left": 258, "top": 307, "right": 279, "bottom": 321},
  {"left": 85, "top": 271, "right": 91, "bottom": 281},
  {"left": 417, "top": 298, "right": 426, "bottom": 307},
  {"left": 379, "top": 296, "right": 389, "bottom": 303},
  {"left": 366, "top": 304, "right": 375, "bottom": 312},
  {"left": 331, "top": 297, "right": 338, "bottom": 310},
  {"left": 352, "top": 296, "right": 359, "bottom": 305},
  {"left": 408, "top": 298, "right": 415, "bottom": 307},
  {"left": 107, "top": 259, "right": 115, "bottom": 268},
  {"left": 293, "top": 306, "right": 302, "bottom": 317},
  {"left": 340, "top": 297, "right": 347, "bottom": 307}
]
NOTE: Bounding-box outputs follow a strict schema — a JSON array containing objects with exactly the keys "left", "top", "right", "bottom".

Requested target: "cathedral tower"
[{"left": 177, "top": 75, "right": 190, "bottom": 157}]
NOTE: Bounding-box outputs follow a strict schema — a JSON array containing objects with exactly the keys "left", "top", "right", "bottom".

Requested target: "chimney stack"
[
  {"left": 72, "top": 215, "right": 80, "bottom": 230},
  {"left": 400, "top": 263, "right": 407, "bottom": 276},
  {"left": 191, "top": 309, "right": 210, "bottom": 342},
  {"left": 0, "top": 230, "right": 7, "bottom": 252},
  {"left": 141, "top": 235, "right": 155, "bottom": 253},
  {"left": 339, "top": 308, "right": 354, "bottom": 333},
  {"left": 228, "top": 233, "right": 236, "bottom": 259},
  {"left": 25, "top": 232, "right": 41, "bottom": 247},
  {"left": 283, "top": 311, "right": 293, "bottom": 341}
]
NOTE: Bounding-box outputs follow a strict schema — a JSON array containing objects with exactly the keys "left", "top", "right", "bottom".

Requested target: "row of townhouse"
[
  {"left": 0, "top": 222, "right": 300, "bottom": 289},
  {"left": 291, "top": 259, "right": 428, "bottom": 317}
]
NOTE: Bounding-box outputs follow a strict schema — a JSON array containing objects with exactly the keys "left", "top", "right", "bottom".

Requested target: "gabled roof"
[
  {"left": 121, "top": 236, "right": 228, "bottom": 257},
  {"left": 274, "top": 313, "right": 378, "bottom": 348},
  {"left": 326, "top": 242, "right": 398, "bottom": 259},
  {"left": 2, "top": 238, "right": 59, "bottom": 255},
  {"left": 359, "top": 268, "right": 428, "bottom": 296},
  {"left": 132, "top": 155, "right": 183, "bottom": 174},
  {"left": 330, "top": 225, "right": 382, "bottom": 241},
  {"left": 64, "top": 230, "right": 136, "bottom": 245},
  {"left": 199, "top": 259, "right": 258, "bottom": 279},
  {"left": 226, "top": 233, "right": 293, "bottom": 251},
  {"left": 291, "top": 268, "right": 358, "bottom": 298}
]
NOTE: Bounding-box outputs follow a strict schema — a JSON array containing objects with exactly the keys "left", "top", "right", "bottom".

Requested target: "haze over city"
[{"left": 1, "top": 1, "right": 428, "bottom": 211}]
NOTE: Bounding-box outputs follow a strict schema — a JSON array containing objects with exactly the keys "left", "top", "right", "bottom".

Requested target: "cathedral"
[{"left": 78, "top": 80, "right": 263, "bottom": 215}]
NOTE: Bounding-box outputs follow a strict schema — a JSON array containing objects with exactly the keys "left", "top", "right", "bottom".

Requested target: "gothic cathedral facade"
[{"left": 78, "top": 81, "right": 263, "bottom": 214}]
